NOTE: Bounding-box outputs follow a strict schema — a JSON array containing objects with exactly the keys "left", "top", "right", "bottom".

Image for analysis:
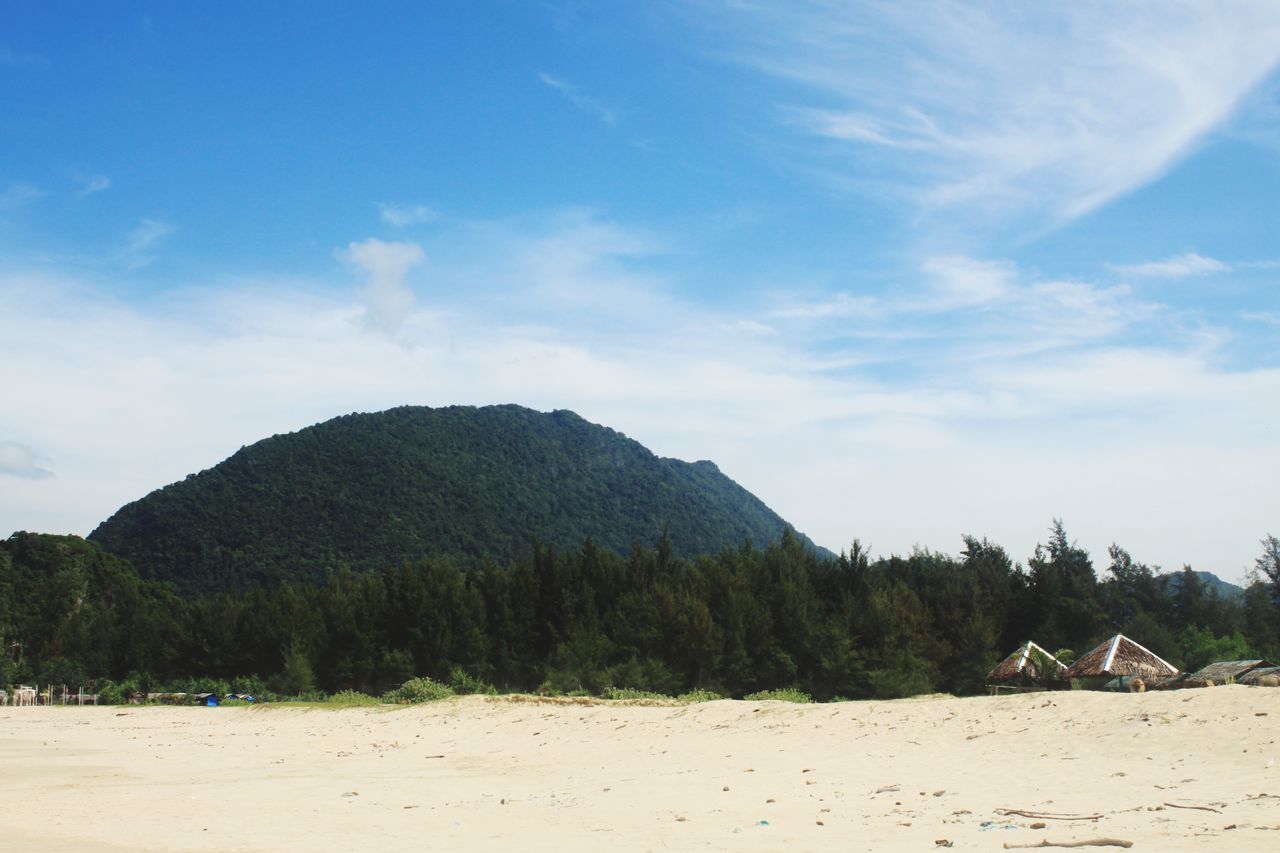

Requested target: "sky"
[{"left": 2, "top": 1, "right": 1279, "bottom": 583}]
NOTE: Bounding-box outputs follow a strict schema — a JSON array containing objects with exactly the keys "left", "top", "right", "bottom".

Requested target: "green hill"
[
  {"left": 90, "top": 405, "right": 829, "bottom": 592},
  {"left": 0, "top": 532, "right": 186, "bottom": 685},
  {"left": 1160, "top": 569, "right": 1245, "bottom": 601}
]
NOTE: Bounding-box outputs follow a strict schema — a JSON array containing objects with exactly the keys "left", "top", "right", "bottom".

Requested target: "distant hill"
[
  {"left": 90, "top": 405, "right": 830, "bottom": 593},
  {"left": 1159, "top": 569, "right": 1246, "bottom": 601}
]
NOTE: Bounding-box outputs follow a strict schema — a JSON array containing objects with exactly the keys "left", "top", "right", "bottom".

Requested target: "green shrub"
[
  {"left": 676, "top": 688, "right": 724, "bottom": 703},
  {"left": 177, "top": 677, "right": 232, "bottom": 698},
  {"left": 230, "top": 675, "right": 269, "bottom": 698},
  {"left": 327, "top": 690, "right": 381, "bottom": 706},
  {"left": 600, "top": 686, "right": 672, "bottom": 701},
  {"left": 383, "top": 676, "right": 454, "bottom": 704},
  {"left": 96, "top": 680, "right": 128, "bottom": 705},
  {"left": 743, "top": 687, "right": 812, "bottom": 703},
  {"left": 448, "top": 667, "right": 497, "bottom": 695}
]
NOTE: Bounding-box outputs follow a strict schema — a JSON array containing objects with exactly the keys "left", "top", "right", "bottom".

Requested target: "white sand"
[{"left": 2, "top": 686, "right": 1277, "bottom": 851}]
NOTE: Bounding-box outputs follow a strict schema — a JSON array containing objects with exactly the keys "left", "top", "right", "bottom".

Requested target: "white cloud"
[
  {"left": 76, "top": 174, "right": 112, "bottom": 198},
  {"left": 120, "top": 218, "right": 176, "bottom": 269},
  {"left": 439, "top": 210, "right": 672, "bottom": 333},
  {"left": 378, "top": 202, "right": 437, "bottom": 228},
  {"left": 1, "top": 219, "right": 1275, "bottom": 582},
  {"left": 538, "top": 72, "right": 620, "bottom": 126},
  {"left": 733, "top": 319, "right": 776, "bottom": 336},
  {"left": 775, "top": 292, "right": 877, "bottom": 320},
  {"left": 1242, "top": 310, "right": 1280, "bottom": 326},
  {"left": 695, "top": 1, "right": 1280, "bottom": 223},
  {"left": 0, "top": 182, "right": 44, "bottom": 210},
  {"left": 1110, "top": 252, "right": 1230, "bottom": 278},
  {"left": 919, "top": 255, "right": 1015, "bottom": 309},
  {"left": 339, "top": 238, "right": 425, "bottom": 333},
  {"left": 0, "top": 441, "right": 52, "bottom": 479},
  {"left": 784, "top": 256, "right": 1141, "bottom": 361}
]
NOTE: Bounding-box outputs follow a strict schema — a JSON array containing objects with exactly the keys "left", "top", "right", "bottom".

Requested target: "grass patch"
[
  {"left": 600, "top": 686, "right": 672, "bottom": 701},
  {"left": 676, "top": 688, "right": 725, "bottom": 703},
  {"left": 743, "top": 687, "right": 812, "bottom": 703}
]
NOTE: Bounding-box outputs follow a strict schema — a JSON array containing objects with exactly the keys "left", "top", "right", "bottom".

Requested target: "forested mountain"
[
  {"left": 90, "top": 405, "right": 828, "bottom": 593},
  {"left": 1161, "top": 569, "right": 1245, "bottom": 602}
]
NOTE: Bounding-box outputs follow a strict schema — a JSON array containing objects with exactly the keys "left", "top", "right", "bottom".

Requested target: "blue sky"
[{"left": 3, "top": 1, "right": 1279, "bottom": 582}]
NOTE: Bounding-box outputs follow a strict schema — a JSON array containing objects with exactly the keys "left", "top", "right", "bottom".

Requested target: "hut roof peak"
[
  {"left": 986, "top": 640, "right": 1068, "bottom": 683},
  {"left": 1065, "top": 633, "right": 1179, "bottom": 679}
]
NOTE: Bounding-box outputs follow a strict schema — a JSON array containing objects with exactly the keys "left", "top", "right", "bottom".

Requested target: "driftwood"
[
  {"left": 1162, "top": 801, "right": 1220, "bottom": 813},
  {"left": 1002, "top": 840, "right": 1133, "bottom": 850},
  {"left": 996, "top": 809, "right": 1103, "bottom": 821}
]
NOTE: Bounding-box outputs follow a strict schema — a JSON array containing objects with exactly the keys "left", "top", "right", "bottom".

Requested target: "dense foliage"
[
  {"left": 0, "top": 533, "right": 188, "bottom": 688},
  {"left": 5, "top": 524, "right": 1279, "bottom": 701},
  {"left": 90, "top": 405, "right": 828, "bottom": 593}
]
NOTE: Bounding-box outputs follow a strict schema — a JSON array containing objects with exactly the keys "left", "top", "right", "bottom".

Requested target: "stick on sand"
[
  {"left": 1161, "top": 802, "right": 1220, "bottom": 813},
  {"left": 1003, "top": 840, "right": 1134, "bottom": 850},
  {"left": 996, "top": 809, "right": 1104, "bottom": 821}
]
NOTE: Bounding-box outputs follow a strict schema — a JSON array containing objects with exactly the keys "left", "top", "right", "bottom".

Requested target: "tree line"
[{"left": 3, "top": 524, "right": 1279, "bottom": 701}]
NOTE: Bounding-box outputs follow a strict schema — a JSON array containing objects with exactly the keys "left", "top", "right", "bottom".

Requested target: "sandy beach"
[{"left": 2, "top": 687, "right": 1277, "bottom": 851}]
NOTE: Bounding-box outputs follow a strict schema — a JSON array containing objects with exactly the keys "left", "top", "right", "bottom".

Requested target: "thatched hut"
[
  {"left": 1064, "top": 634, "right": 1179, "bottom": 685},
  {"left": 986, "top": 641, "right": 1069, "bottom": 690},
  {"left": 1240, "top": 666, "right": 1280, "bottom": 686},
  {"left": 1186, "top": 659, "right": 1274, "bottom": 686}
]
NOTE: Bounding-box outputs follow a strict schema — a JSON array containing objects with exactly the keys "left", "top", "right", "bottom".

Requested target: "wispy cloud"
[
  {"left": 339, "top": 238, "right": 425, "bottom": 333},
  {"left": 120, "top": 218, "right": 176, "bottom": 269},
  {"left": 0, "top": 441, "right": 53, "bottom": 479},
  {"left": 377, "top": 202, "right": 437, "bottom": 228},
  {"left": 694, "top": 1, "right": 1280, "bottom": 224},
  {"left": 774, "top": 254, "right": 1139, "bottom": 359},
  {"left": 774, "top": 292, "right": 877, "bottom": 320},
  {"left": 1110, "top": 252, "right": 1230, "bottom": 278},
  {"left": 0, "top": 182, "right": 44, "bottom": 210},
  {"left": 733, "top": 319, "right": 776, "bottom": 337},
  {"left": 1242, "top": 310, "right": 1280, "bottom": 326},
  {"left": 75, "top": 174, "right": 112, "bottom": 198},
  {"left": 538, "top": 72, "right": 620, "bottom": 126},
  {"left": 919, "top": 255, "right": 1016, "bottom": 310}
]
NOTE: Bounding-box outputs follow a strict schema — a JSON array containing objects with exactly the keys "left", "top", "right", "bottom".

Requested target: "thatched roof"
[
  {"left": 1064, "top": 634, "right": 1179, "bottom": 680},
  {"left": 1240, "top": 666, "right": 1280, "bottom": 685},
  {"left": 986, "top": 641, "right": 1068, "bottom": 683},
  {"left": 1187, "top": 660, "right": 1274, "bottom": 684}
]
